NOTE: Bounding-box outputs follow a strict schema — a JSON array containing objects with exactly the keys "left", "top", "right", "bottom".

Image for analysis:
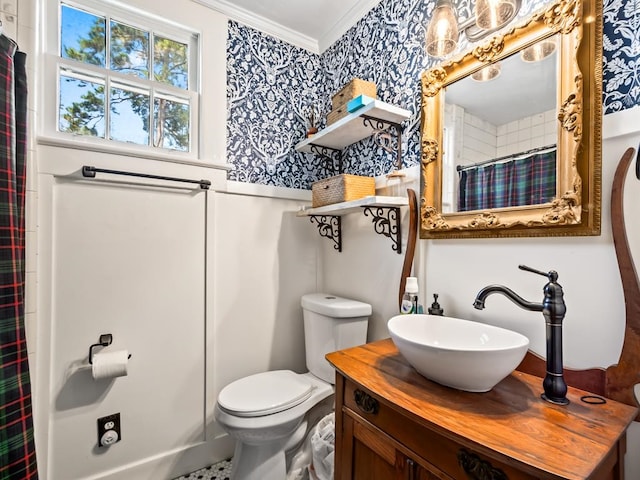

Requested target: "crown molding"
[
  {"left": 318, "top": 0, "right": 382, "bottom": 52},
  {"left": 193, "top": 0, "right": 382, "bottom": 54},
  {"left": 192, "top": 0, "right": 320, "bottom": 53}
]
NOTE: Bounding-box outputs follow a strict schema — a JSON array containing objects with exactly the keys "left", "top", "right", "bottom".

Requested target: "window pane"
[
  {"left": 61, "top": 4, "right": 106, "bottom": 67},
  {"left": 153, "top": 95, "right": 189, "bottom": 151},
  {"left": 110, "top": 84, "right": 150, "bottom": 145},
  {"left": 153, "top": 36, "right": 188, "bottom": 89},
  {"left": 59, "top": 71, "right": 105, "bottom": 138},
  {"left": 110, "top": 21, "right": 149, "bottom": 79}
]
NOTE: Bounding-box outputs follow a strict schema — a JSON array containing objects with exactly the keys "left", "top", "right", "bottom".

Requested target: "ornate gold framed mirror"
[{"left": 420, "top": 0, "right": 601, "bottom": 239}]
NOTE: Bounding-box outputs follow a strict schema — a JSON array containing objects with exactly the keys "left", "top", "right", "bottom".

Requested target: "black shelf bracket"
[
  {"left": 362, "top": 115, "right": 404, "bottom": 172},
  {"left": 362, "top": 206, "right": 402, "bottom": 254},
  {"left": 309, "top": 215, "right": 342, "bottom": 252},
  {"left": 309, "top": 145, "right": 343, "bottom": 175}
]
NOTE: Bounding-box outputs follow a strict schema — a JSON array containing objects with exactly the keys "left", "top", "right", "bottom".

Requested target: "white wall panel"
[
  {"left": 320, "top": 169, "right": 420, "bottom": 342},
  {"left": 48, "top": 177, "right": 207, "bottom": 479},
  {"left": 421, "top": 112, "right": 640, "bottom": 373},
  {"left": 211, "top": 191, "right": 319, "bottom": 422}
]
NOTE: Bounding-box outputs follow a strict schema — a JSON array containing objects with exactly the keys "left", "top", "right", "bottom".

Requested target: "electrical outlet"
[{"left": 97, "top": 413, "right": 121, "bottom": 447}]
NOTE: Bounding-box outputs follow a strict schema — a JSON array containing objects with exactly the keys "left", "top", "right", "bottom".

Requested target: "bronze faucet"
[{"left": 473, "top": 265, "right": 569, "bottom": 405}]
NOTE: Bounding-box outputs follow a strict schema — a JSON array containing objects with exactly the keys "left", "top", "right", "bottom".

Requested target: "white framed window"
[{"left": 43, "top": 0, "right": 200, "bottom": 159}]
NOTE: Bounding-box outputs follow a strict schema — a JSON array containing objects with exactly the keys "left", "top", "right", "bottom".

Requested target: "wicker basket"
[
  {"left": 312, "top": 174, "right": 376, "bottom": 208},
  {"left": 331, "top": 78, "right": 377, "bottom": 111},
  {"left": 326, "top": 105, "right": 349, "bottom": 125}
]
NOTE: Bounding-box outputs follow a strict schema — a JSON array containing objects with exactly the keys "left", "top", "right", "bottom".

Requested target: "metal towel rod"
[{"left": 82, "top": 165, "right": 211, "bottom": 190}]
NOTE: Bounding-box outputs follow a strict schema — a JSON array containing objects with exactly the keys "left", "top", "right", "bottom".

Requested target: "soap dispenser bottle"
[
  {"left": 401, "top": 277, "right": 419, "bottom": 314},
  {"left": 428, "top": 294, "right": 444, "bottom": 316}
]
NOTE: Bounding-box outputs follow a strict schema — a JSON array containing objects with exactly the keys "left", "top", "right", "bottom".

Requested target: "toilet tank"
[{"left": 301, "top": 293, "right": 371, "bottom": 384}]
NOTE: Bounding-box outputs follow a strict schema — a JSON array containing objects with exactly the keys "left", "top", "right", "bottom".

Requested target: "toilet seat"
[{"left": 217, "top": 370, "right": 313, "bottom": 417}]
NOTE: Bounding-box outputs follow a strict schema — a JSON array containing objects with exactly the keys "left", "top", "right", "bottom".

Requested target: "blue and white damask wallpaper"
[
  {"left": 603, "top": 0, "right": 640, "bottom": 114},
  {"left": 226, "top": 21, "right": 329, "bottom": 187},
  {"left": 227, "top": 0, "right": 640, "bottom": 188}
]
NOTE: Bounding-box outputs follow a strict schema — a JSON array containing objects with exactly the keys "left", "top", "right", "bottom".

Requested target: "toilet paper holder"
[{"left": 89, "top": 334, "right": 132, "bottom": 364}]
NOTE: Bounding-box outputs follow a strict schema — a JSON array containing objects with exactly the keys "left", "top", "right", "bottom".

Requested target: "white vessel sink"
[{"left": 388, "top": 314, "right": 530, "bottom": 392}]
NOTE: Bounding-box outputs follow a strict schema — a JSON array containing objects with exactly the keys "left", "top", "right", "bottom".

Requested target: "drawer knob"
[
  {"left": 457, "top": 448, "right": 508, "bottom": 480},
  {"left": 406, "top": 458, "right": 416, "bottom": 480},
  {"left": 354, "top": 389, "right": 379, "bottom": 415}
]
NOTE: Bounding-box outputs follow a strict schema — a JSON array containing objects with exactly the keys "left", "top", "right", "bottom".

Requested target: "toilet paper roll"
[{"left": 91, "top": 350, "right": 129, "bottom": 380}]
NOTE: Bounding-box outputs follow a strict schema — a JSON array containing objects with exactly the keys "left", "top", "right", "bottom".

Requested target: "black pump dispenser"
[{"left": 428, "top": 294, "right": 444, "bottom": 315}]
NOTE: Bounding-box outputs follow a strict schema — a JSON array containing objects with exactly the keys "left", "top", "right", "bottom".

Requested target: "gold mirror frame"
[{"left": 420, "top": 0, "right": 601, "bottom": 239}]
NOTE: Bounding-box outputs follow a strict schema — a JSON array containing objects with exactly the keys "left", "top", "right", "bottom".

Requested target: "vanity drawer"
[{"left": 342, "top": 379, "right": 539, "bottom": 480}]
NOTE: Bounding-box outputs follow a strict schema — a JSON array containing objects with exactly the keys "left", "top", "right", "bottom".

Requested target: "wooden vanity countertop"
[{"left": 326, "top": 338, "right": 638, "bottom": 480}]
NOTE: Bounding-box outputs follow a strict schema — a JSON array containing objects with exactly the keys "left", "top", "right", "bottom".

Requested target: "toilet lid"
[{"left": 218, "top": 370, "right": 313, "bottom": 417}]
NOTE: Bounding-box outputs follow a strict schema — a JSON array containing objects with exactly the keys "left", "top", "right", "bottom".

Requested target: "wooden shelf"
[
  {"left": 295, "top": 101, "right": 411, "bottom": 254},
  {"left": 297, "top": 195, "right": 408, "bottom": 216},
  {"left": 298, "top": 196, "right": 408, "bottom": 254},
  {"left": 295, "top": 101, "right": 412, "bottom": 153}
]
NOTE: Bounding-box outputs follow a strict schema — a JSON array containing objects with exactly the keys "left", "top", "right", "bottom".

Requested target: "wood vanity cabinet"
[
  {"left": 326, "top": 339, "right": 638, "bottom": 480},
  {"left": 340, "top": 407, "right": 447, "bottom": 480}
]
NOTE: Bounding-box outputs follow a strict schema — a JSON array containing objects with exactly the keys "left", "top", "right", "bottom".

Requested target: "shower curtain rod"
[
  {"left": 82, "top": 165, "right": 211, "bottom": 189},
  {"left": 456, "top": 143, "right": 557, "bottom": 172}
]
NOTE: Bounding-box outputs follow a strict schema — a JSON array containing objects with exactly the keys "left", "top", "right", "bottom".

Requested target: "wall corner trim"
[{"left": 317, "top": 0, "right": 383, "bottom": 53}]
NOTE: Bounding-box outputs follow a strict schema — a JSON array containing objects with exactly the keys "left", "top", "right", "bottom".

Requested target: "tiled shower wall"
[
  {"left": 226, "top": 0, "right": 640, "bottom": 188},
  {"left": 459, "top": 112, "right": 498, "bottom": 164},
  {"left": 495, "top": 110, "right": 556, "bottom": 158},
  {"left": 446, "top": 108, "right": 556, "bottom": 170}
]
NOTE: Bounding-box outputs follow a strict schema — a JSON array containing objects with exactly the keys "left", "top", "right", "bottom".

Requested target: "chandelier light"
[
  {"left": 471, "top": 62, "right": 501, "bottom": 81},
  {"left": 520, "top": 38, "right": 557, "bottom": 62},
  {"left": 425, "top": 0, "right": 521, "bottom": 58},
  {"left": 425, "top": 0, "right": 460, "bottom": 59},
  {"left": 475, "top": 0, "right": 519, "bottom": 30}
]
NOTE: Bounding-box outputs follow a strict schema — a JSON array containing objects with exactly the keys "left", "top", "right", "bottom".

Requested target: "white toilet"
[{"left": 214, "top": 293, "right": 371, "bottom": 480}]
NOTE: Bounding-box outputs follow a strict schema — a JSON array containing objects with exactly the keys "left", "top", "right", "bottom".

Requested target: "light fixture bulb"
[
  {"left": 425, "top": 0, "right": 459, "bottom": 58},
  {"left": 471, "top": 62, "right": 501, "bottom": 81},
  {"left": 475, "top": 0, "right": 518, "bottom": 30},
  {"left": 520, "top": 39, "right": 557, "bottom": 62}
]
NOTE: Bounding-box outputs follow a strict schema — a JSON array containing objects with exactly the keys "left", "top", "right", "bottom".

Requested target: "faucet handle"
[{"left": 519, "top": 264, "right": 558, "bottom": 282}]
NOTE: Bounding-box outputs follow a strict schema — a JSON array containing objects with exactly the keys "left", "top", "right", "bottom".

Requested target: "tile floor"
[{"left": 173, "top": 458, "right": 232, "bottom": 480}]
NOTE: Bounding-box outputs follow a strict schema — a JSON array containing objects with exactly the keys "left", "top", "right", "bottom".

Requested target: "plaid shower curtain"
[
  {"left": 0, "top": 35, "right": 38, "bottom": 479},
  {"left": 458, "top": 150, "right": 557, "bottom": 212}
]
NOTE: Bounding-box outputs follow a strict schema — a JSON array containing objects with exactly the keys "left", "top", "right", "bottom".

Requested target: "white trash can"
[{"left": 309, "top": 412, "right": 335, "bottom": 480}]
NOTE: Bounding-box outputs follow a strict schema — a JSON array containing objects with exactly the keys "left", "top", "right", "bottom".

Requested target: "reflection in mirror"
[
  {"left": 441, "top": 35, "right": 559, "bottom": 214},
  {"left": 420, "top": 0, "right": 602, "bottom": 239}
]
